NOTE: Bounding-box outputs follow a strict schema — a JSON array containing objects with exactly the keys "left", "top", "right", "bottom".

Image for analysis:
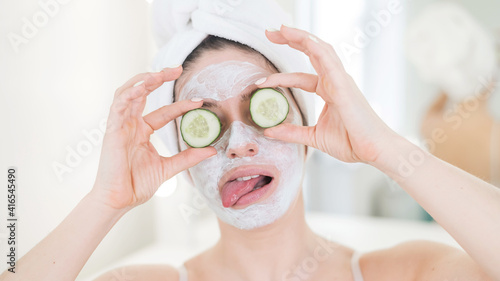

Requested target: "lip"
[
  {"left": 218, "top": 165, "right": 279, "bottom": 208},
  {"left": 231, "top": 176, "right": 277, "bottom": 209}
]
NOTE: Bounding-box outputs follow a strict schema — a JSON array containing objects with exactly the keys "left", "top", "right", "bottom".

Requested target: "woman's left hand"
[{"left": 257, "top": 25, "right": 398, "bottom": 164}]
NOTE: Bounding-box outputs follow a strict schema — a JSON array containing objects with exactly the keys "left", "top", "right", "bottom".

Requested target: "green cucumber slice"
[
  {"left": 181, "top": 109, "right": 221, "bottom": 148},
  {"left": 250, "top": 88, "right": 289, "bottom": 128}
]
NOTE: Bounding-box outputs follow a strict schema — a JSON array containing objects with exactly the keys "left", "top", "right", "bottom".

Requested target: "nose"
[
  {"left": 223, "top": 121, "right": 260, "bottom": 159},
  {"left": 226, "top": 142, "right": 258, "bottom": 159}
]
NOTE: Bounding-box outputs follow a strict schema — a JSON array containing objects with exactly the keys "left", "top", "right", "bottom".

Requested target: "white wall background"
[{"left": 0, "top": 0, "right": 160, "bottom": 279}]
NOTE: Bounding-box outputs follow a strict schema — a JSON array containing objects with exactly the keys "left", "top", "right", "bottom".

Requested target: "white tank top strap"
[
  {"left": 351, "top": 251, "right": 365, "bottom": 281},
  {"left": 177, "top": 264, "right": 188, "bottom": 281}
]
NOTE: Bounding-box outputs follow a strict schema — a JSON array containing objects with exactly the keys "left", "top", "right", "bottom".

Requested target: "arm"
[
  {"left": 257, "top": 25, "right": 500, "bottom": 281},
  {"left": 0, "top": 67, "right": 215, "bottom": 281},
  {"left": 373, "top": 135, "right": 500, "bottom": 281},
  {"left": 0, "top": 191, "right": 127, "bottom": 281},
  {"left": 362, "top": 240, "right": 494, "bottom": 281}
]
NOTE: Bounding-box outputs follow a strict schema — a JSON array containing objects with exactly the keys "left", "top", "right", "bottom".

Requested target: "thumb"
[
  {"left": 161, "top": 147, "right": 217, "bottom": 181},
  {"left": 264, "top": 123, "right": 316, "bottom": 148}
]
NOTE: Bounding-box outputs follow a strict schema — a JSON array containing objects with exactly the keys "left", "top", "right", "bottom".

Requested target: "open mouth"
[
  {"left": 220, "top": 171, "right": 275, "bottom": 208},
  {"left": 245, "top": 175, "right": 272, "bottom": 191}
]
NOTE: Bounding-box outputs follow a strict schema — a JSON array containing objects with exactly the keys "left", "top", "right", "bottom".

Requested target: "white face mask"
[
  {"left": 178, "top": 61, "right": 305, "bottom": 230},
  {"left": 180, "top": 60, "right": 267, "bottom": 102}
]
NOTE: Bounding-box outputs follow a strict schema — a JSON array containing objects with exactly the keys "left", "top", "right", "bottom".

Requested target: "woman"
[{"left": 2, "top": 3, "right": 499, "bottom": 281}]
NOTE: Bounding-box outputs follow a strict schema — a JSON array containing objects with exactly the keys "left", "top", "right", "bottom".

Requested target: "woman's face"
[{"left": 175, "top": 47, "right": 306, "bottom": 230}]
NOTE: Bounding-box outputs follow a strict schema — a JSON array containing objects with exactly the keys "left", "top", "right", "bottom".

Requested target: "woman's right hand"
[
  {"left": 92, "top": 66, "right": 216, "bottom": 210},
  {"left": 259, "top": 25, "right": 397, "bottom": 165}
]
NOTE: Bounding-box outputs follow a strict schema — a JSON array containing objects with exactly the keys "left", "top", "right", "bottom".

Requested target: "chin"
[
  {"left": 188, "top": 121, "right": 306, "bottom": 230},
  {"left": 216, "top": 176, "right": 303, "bottom": 230},
  {"left": 190, "top": 161, "right": 303, "bottom": 230}
]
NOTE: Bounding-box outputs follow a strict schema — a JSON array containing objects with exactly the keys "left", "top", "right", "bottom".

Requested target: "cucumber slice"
[
  {"left": 250, "top": 88, "right": 289, "bottom": 128},
  {"left": 181, "top": 109, "right": 221, "bottom": 148}
]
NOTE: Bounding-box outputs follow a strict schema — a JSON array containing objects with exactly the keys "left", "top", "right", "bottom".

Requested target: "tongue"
[{"left": 221, "top": 176, "right": 265, "bottom": 207}]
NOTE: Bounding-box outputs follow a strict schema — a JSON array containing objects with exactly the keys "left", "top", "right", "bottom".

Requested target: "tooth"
[{"left": 234, "top": 175, "right": 261, "bottom": 182}]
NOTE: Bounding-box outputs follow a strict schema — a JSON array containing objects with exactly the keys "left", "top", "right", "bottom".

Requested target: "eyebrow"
[
  {"left": 201, "top": 87, "right": 286, "bottom": 109},
  {"left": 240, "top": 90, "right": 254, "bottom": 102},
  {"left": 201, "top": 100, "right": 220, "bottom": 109}
]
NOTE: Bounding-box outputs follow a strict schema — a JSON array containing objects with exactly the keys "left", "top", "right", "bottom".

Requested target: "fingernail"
[
  {"left": 282, "top": 23, "right": 295, "bottom": 29},
  {"left": 266, "top": 28, "right": 279, "bottom": 32},
  {"left": 165, "top": 64, "right": 181, "bottom": 69},
  {"left": 191, "top": 97, "right": 203, "bottom": 102},
  {"left": 255, "top": 77, "right": 267, "bottom": 85},
  {"left": 309, "top": 35, "right": 318, "bottom": 43},
  {"left": 133, "top": 80, "right": 144, "bottom": 87}
]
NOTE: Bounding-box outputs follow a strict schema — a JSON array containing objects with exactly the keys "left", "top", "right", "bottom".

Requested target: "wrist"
[
  {"left": 85, "top": 187, "right": 132, "bottom": 218},
  {"left": 368, "top": 133, "right": 429, "bottom": 183}
]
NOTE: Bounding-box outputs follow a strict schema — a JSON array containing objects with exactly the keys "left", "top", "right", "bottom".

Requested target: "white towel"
[
  {"left": 405, "top": 2, "right": 498, "bottom": 104},
  {"left": 146, "top": 0, "right": 316, "bottom": 163}
]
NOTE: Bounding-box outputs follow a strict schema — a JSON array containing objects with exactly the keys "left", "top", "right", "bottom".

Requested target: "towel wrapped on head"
[
  {"left": 146, "top": 0, "right": 316, "bottom": 184},
  {"left": 405, "top": 2, "right": 498, "bottom": 105}
]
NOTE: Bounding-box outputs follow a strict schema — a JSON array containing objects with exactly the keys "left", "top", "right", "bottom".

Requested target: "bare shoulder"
[
  {"left": 360, "top": 240, "right": 492, "bottom": 281},
  {"left": 93, "top": 263, "right": 179, "bottom": 281}
]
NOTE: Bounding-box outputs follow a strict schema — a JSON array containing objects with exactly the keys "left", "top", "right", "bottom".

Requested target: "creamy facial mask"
[
  {"left": 185, "top": 121, "right": 304, "bottom": 230},
  {"left": 180, "top": 61, "right": 268, "bottom": 102},
  {"left": 177, "top": 60, "right": 305, "bottom": 230}
]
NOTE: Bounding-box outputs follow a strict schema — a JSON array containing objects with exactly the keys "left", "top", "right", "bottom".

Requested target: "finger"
[
  {"left": 112, "top": 66, "right": 184, "bottom": 117},
  {"left": 109, "top": 82, "right": 147, "bottom": 119},
  {"left": 268, "top": 26, "right": 345, "bottom": 77},
  {"left": 264, "top": 123, "right": 317, "bottom": 148},
  {"left": 265, "top": 28, "right": 288, "bottom": 44},
  {"left": 128, "top": 67, "right": 184, "bottom": 118},
  {"left": 266, "top": 29, "right": 324, "bottom": 74},
  {"left": 144, "top": 66, "right": 183, "bottom": 92},
  {"left": 115, "top": 73, "right": 150, "bottom": 96},
  {"left": 143, "top": 99, "right": 204, "bottom": 130},
  {"left": 256, "top": 72, "right": 318, "bottom": 93},
  {"left": 115, "top": 66, "right": 183, "bottom": 97},
  {"left": 162, "top": 147, "right": 217, "bottom": 178},
  {"left": 279, "top": 25, "right": 343, "bottom": 66}
]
